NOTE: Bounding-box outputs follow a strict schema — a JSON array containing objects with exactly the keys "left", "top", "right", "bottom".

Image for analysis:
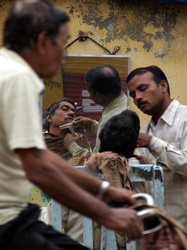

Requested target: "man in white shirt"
[
  {"left": 127, "top": 65, "right": 187, "bottom": 227},
  {"left": 74, "top": 65, "right": 128, "bottom": 153},
  {"left": 0, "top": 0, "right": 142, "bottom": 249}
]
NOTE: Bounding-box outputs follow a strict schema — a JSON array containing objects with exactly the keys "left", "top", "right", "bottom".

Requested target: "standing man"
[
  {"left": 44, "top": 97, "right": 91, "bottom": 160},
  {"left": 74, "top": 65, "right": 127, "bottom": 153},
  {"left": 0, "top": 0, "right": 142, "bottom": 249},
  {"left": 127, "top": 65, "right": 187, "bottom": 226}
]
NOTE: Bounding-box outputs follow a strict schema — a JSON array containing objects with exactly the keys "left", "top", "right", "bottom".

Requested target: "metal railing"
[{"left": 51, "top": 164, "right": 164, "bottom": 250}]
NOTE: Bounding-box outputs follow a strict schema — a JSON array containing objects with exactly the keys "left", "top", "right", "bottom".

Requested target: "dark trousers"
[{"left": 0, "top": 203, "right": 90, "bottom": 250}]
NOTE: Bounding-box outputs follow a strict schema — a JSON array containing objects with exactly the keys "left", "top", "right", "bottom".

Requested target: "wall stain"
[
  {"left": 79, "top": 0, "right": 180, "bottom": 56},
  {"left": 69, "top": 6, "right": 75, "bottom": 15}
]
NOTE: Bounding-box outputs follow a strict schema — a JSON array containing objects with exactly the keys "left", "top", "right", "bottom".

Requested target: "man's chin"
[
  {"left": 64, "top": 118, "right": 73, "bottom": 124},
  {"left": 140, "top": 107, "right": 153, "bottom": 116}
]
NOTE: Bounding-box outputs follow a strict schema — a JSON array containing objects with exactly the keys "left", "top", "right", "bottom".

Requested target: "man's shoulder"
[
  {"left": 0, "top": 48, "right": 36, "bottom": 79},
  {"left": 177, "top": 102, "right": 187, "bottom": 112},
  {"left": 0, "top": 55, "right": 25, "bottom": 72},
  {"left": 0, "top": 50, "right": 44, "bottom": 92},
  {"left": 0, "top": 57, "right": 32, "bottom": 84},
  {"left": 169, "top": 100, "right": 187, "bottom": 120},
  {"left": 113, "top": 92, "right": 127, "bottom": 105},
  {"left": 103, "top": 94, "right": 127, "bottom": 117}
]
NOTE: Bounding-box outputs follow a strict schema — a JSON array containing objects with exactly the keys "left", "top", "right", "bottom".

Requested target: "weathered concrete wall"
[
  {"left": 56, "top": 0, "right": 187, "bottom": 126},
  {"left": 0, "top": 0, "right": 187, "bottom": 126}
]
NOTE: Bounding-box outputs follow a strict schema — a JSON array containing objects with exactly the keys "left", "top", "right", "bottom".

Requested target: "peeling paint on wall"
[{"left": 77, "top": 0, "right": 179, "bottom": 54}]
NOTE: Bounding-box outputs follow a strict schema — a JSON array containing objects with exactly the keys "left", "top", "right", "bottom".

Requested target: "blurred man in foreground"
[{"left": 0, "top": 0, "right": 142, "bottom": 249}]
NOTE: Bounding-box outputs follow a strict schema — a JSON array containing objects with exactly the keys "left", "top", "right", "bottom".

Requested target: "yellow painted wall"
[
  {"left": 54, "top": 0, "right": 187, "bottom": 127},
  {"left": 0, "top": 0, "right": 187, "bottom": 126}
]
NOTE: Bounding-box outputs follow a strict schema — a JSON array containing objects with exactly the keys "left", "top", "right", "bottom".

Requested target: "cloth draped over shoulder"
[
  {"left": 69, "top": 153, "right": 153, "bottom": 190},
  {"left": 69, "top": 152, "right": 133, "bottom": 190}
]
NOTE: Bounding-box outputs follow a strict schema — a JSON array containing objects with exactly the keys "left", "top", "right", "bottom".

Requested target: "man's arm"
[
  {"left": 74, "top": 116, "right": 99, "bottom": 136},
  {"left": 16, "top": 148, "right": 142, "bottom": 240},
  {"left": 64, "top": 133, "right": 91, "bottom": 157},
  {"left": 137, "top": 132, "right": 187, "bottom": 176}
]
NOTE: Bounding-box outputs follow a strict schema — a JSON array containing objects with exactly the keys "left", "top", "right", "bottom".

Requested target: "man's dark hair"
[
  {"left": 3, "top": 0, "right": 69, "bottom": 54},
  {"left": 47, "top": 97, "right": 76, "bottom": 115},
  {"left": 43, "top": 97, "right": 76, "bottom": 131},
  {"left": 85, "top": 65, "right": 121, "bottom": 99},
  {"left": 99, "top": 110, "right": 140, "bottom": 158},
  {"left": 126, "top": 65, "right": 170, "bottom": 95}
]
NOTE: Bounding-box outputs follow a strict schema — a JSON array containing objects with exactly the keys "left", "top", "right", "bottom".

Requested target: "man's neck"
[
  {"left": 152, "top": 98, "right": 172, "bottom": 124},
  {"left": 102, "top": 97, "right": 116, "bottom": 107}
]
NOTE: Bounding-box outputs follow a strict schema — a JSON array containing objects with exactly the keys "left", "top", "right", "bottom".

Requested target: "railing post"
[
  {"left": 153, "top": 165, "right": 164, "bottom": 208},
  {"left": 82, "top": 217, "right": 94, "bottom": 249},
  {"left": 51, "top": 199, "right": 62, "bottom": 232}
]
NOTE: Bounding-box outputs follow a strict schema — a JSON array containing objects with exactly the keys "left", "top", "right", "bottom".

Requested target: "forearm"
[
  {"left": 18, "top": 149, "right": 111, "bottom": 223},
  {"left": 90, "top": 120, "right": 99, "bottom": 136},
  {"left": 149, "top": 136, "right": 187, "bottom": 176},
  {"left": 35, "top": 165, "right": 112, "bottom": 224},
  {"left": 17, "top": 148, "right": 142, "bottom": 237}
]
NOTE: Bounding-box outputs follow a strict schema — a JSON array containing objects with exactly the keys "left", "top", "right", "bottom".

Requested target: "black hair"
[
  {"left": 85, "top": 65, "right": 121, "bottom": 99},
  {"left": 126, "top": 65, "right": 170, "bottom": 95},
  {"left": 99, "top": 110, "right": 140, "bottom": 158},
  {"left": 3, "top": 0, "right": 69, "bottom": 54},
  {"left": 47, "top": 97, "right": 76, "bottom": 115},
  {"left": 42, "top": 97, "right": 76, "bottom": 131}
]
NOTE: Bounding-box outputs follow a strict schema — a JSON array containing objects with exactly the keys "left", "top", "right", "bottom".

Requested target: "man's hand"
[
  {"left": 64, "top": 133, "right": 79, "bottom": 148},
  {"left": 136, "top": 132, "right": 152, "bottom": 148},
  {"left": 103, "top": 185, "right": 136, "bottom": 206},
  {"left": 74, "top": 116, "right": 93, "bottom": 130},
  {"left": 100, "top": 207, "right": 143, "bottom": 241},
  {"left": 101, "top": 186, "right": 143, "bottom": 241}
]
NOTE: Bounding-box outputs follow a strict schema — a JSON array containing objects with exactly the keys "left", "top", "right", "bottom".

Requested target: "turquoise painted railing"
[{"left": 51, "top": 164, "right": 164, "bottom": 250}]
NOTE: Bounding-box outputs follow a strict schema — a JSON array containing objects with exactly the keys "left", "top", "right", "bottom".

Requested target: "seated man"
[
  {"left": 40, "top": 97, "right": 91, "bottom": 242},
  {"left": 43, "top": 97, "right": 91, "bottom": 160},
  {"left": 41, "top": 110, "right": 148, "bottom": 249}
]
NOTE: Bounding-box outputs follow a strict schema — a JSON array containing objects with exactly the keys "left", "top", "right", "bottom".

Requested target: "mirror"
[{"left": 43, "top": 55, "right": 130, "bottom": 145}]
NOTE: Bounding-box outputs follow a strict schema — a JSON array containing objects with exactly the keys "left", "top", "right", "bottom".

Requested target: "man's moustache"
[
  {"left": 137, "top": 100, "right": 147, "bottom": 109},
  {"left": 64, "top": 117, "right": 74, "bottom": 123}
]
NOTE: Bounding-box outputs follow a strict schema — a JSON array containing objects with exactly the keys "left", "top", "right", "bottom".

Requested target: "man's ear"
[
  {"left": 36, "top": 32, "right": 50, "bottom": 55},
  {"left": 159, "top": 80, "right": 168, "bottom": 93},
  {"left": 46, "top": 113, "right": 52, "bottom": 122}
]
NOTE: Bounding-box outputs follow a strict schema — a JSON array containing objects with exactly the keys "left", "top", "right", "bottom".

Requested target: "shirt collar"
[
  {"left": 149, "top": 99, "right": 179, "bottom": 128},
  {"left": 103, "top": 92, "right": 126, "bottom": 113}
]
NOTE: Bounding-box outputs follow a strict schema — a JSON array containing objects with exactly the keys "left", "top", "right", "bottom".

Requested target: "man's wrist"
[{"left": 97, "top": 181, "right": 110, "bottom": 200}]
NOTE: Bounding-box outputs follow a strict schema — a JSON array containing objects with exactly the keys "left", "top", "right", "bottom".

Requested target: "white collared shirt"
[{"left": 137, "top": 99, "right": 187, "bottom": 226}]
